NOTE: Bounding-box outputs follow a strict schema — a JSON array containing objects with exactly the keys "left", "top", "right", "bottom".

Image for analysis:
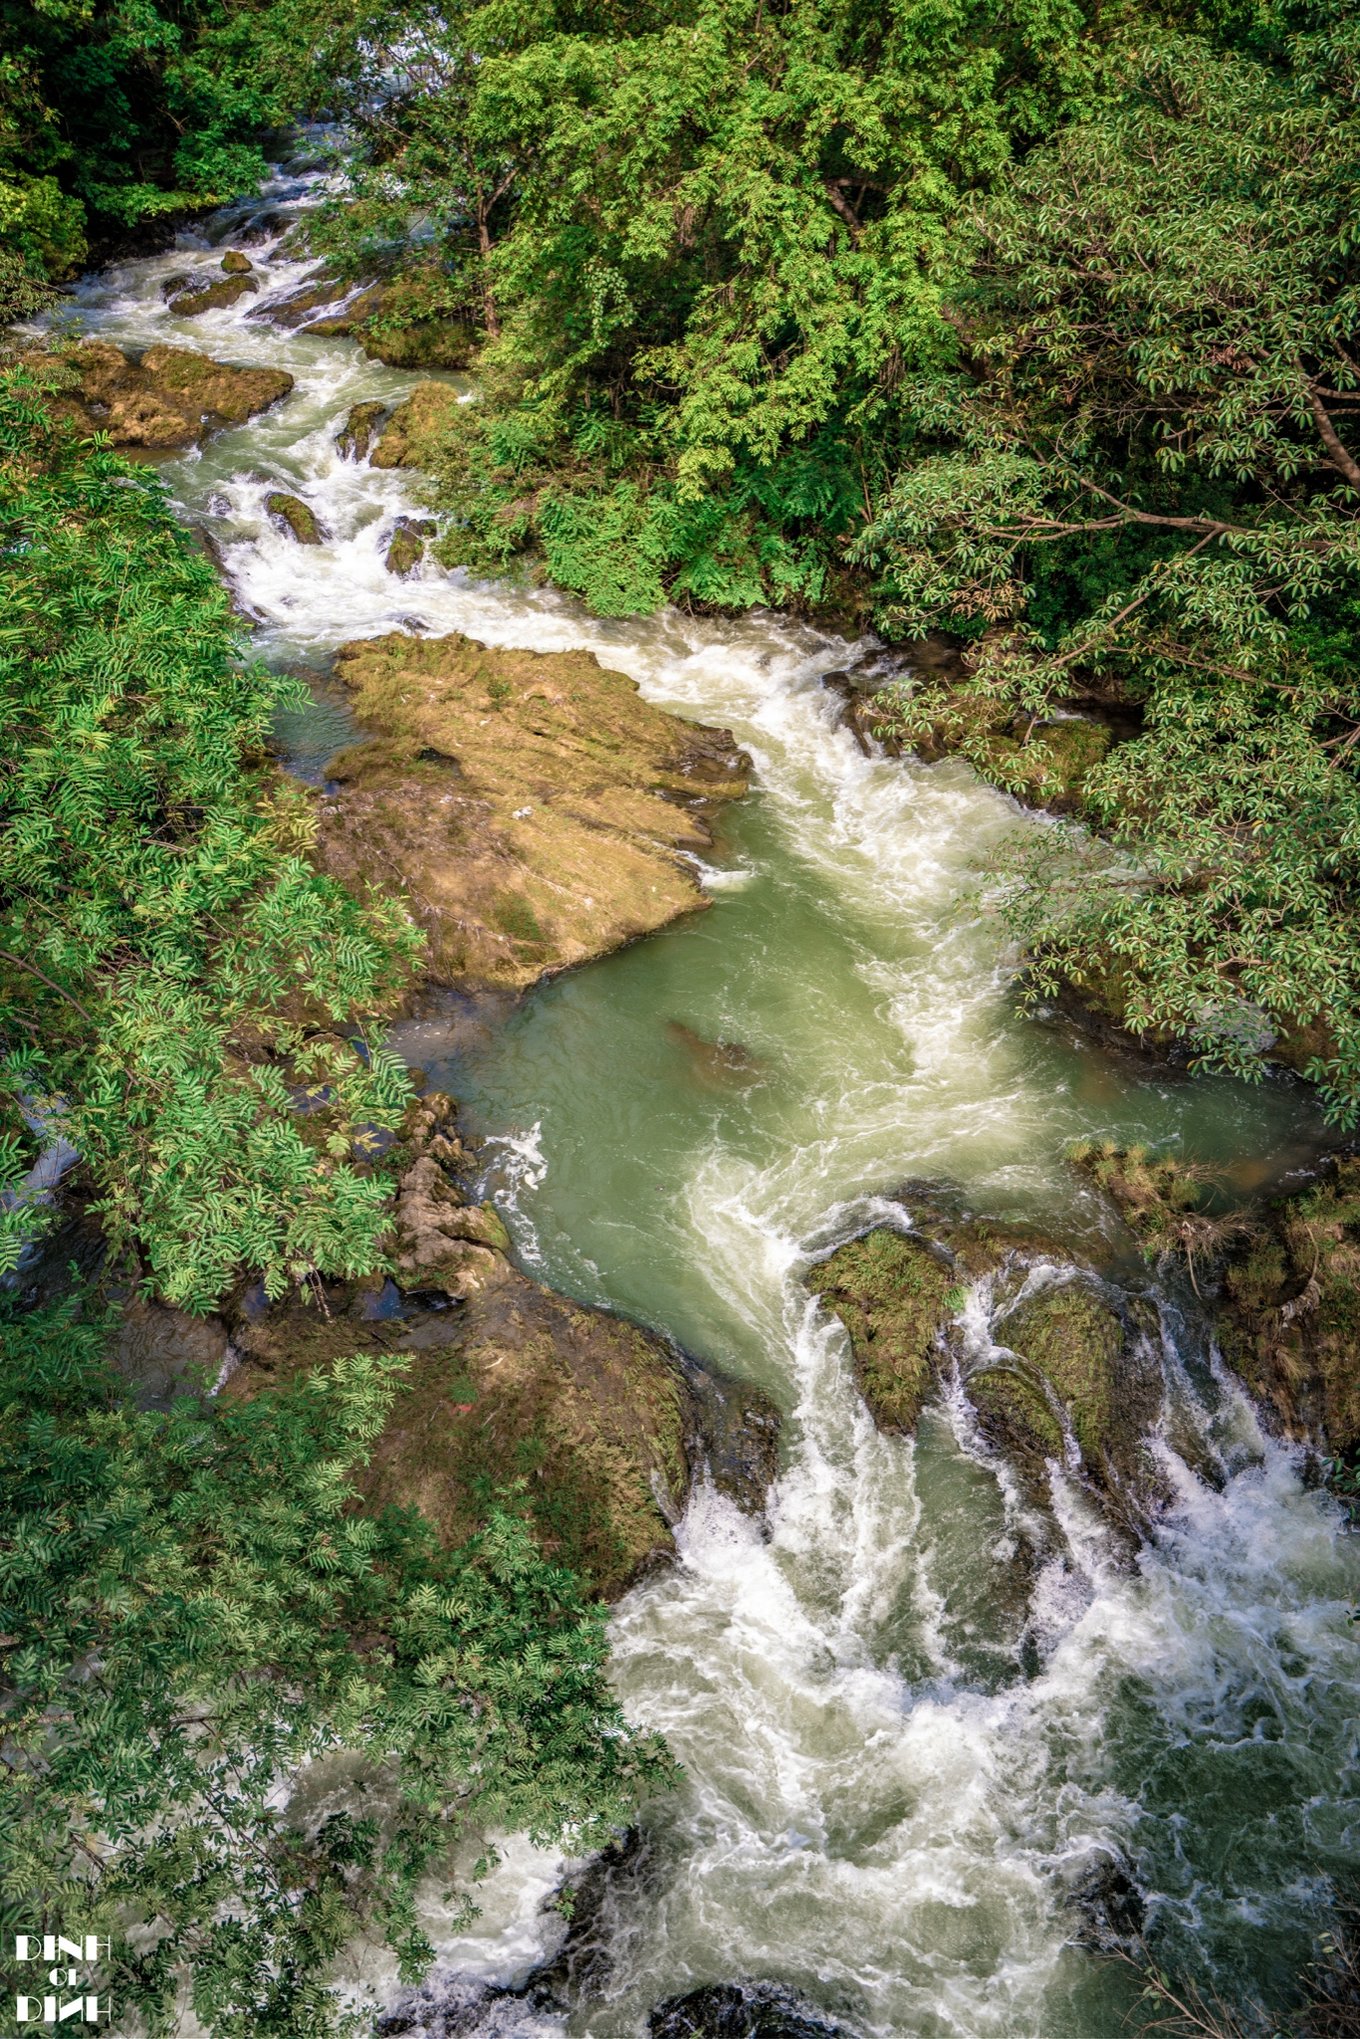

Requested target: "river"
[{"left": 45, "top": 155, "right": 1360, "bottom": 2039}]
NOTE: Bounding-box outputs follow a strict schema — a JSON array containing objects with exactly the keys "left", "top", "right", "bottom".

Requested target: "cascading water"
[{"left": 42, "top": 154, "right": 1360, "bottom": 2039}]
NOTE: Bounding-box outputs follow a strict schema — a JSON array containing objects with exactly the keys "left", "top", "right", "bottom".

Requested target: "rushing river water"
[{"left": 45, "top": 157, "right": 1360, "bottom": 2039}]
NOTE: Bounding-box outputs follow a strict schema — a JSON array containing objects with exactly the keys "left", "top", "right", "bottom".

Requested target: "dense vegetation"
[
  {"left": 0, "top": 362, "right": 424, "bottom": 1306},
  {"left": 0, "top": 0, "right": 287, "bottom": 308},
  {"left": 0, "top": 361, "right": 667, "bottom": 2032},
  {"left": 303, "top": 0, "right": 1110, "bottom": 614},
  {"left": 860, "top": 22, "right": 1360, "bottom": 1118},
  {"left": 5, "top": 1, "right": 1360, "bottom": 2027},
  {"left": 0, "top": 1288, "right": 668, "bottom": 2036},
  {"left": 286, "top": 0, "right": 1360, "bottom": 1115}
]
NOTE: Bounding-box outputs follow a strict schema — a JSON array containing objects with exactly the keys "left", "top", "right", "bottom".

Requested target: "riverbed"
[{"left": 44, "top": 159, "right": 1360, "bottom": 2039}]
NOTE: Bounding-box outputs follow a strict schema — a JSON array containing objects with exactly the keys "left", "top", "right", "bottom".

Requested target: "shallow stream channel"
[{"left": 44, "top": 156, "right": 1360, "bottom": 2039}]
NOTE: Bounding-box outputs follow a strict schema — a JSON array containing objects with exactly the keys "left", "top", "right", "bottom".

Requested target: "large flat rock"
[
  {"left": 32, "top": 339, "right": 293, "bottom": 449},
  {"left": 317, "top": 630, "right": 751, "bottom": 991}
]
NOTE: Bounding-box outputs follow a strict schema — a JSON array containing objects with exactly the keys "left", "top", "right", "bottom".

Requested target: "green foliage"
[
  {"left": 0, "top": 360, "right": 423, "bottom": 1306},
  {"left": 0, "top": 0, "right": 292, "bottom": 272},
  {"left": 857, "top": 23, "right": 1360, "bottom": 1118},
  {"left": 0, "top": 1282, "right": 671, "bottom": 2037},
  {"left": 306, "top": 0, "right": 1111, "bottom": 614}
]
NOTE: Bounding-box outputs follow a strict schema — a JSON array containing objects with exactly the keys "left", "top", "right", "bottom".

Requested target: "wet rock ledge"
[{"left": 315, "top": 630, "right": 751, "bottom": 992}]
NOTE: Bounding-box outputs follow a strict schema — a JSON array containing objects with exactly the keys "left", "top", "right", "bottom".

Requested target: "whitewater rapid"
[{"left": 45, "top": 155, "right": 1360, "bottom": 2039}]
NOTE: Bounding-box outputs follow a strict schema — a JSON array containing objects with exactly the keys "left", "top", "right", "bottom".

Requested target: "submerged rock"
[
  {"left": 649, "top": 1984, "right": 847, "bottom": 2039},
  {"left": 335, "top": 398, "right": 388, "bottom": 461},
  {"left": 168, "top": 270, "right": 258, "bottom": 316},
  {"left": 32, "top": 339, "right": 293, "bottom": 450},
  {"left": 264, "top": 490, "right": 324, "bottom": 543},
  {"left": 666, "top": 1020, "right": 765, "bottom": 1089},
  {"left": 526, "top": 1828, "right": 654, "bottom": 2006},
  {"left": 315, "top": 630, "right": 751, "bottom": 993}
]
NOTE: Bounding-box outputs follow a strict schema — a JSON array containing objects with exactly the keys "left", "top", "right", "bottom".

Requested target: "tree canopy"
[
  {"left": 302, "top": 0, "right": 1109, "bottom": 613},
  {"left": 856, "top": 22, "right": 1360, "bottom": 1116}
]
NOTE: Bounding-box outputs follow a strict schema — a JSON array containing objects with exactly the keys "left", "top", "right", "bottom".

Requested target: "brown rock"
[
  {"left": 113, "top": 1297, "right": 233, "bottom": 1406},
  {"left": 220, "top": 250, "right": 252, "bottom": 274},
  {"left": 315, "top": 630, "right": 751, "bottom": 992},
  {"left": 36, "top": 339, "right": 293, "bottom": 449}
]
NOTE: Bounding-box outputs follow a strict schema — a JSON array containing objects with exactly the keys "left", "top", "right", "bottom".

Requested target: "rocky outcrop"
[
  {"left": 370, "top": 382, "right": 466, "bottom": 468},
  {"left": 649, "top": 1985, "right": 847, "bottom": 2039},
  {"left": 223, "top": 1092, "right": 777, "bottom": 1599},
  {"left": 1072, "top": 1141, "right": 1360, "bottom": 1456},
  {"left": 250, "top": 267, "right": 474, "bottom": 367},
  {"left": 821, "top": 640, "right": 1115, "bottom": 815},
  {"left": 33, "top": 339, "right": 293, "bottom": 450},
  {"left": 314, "top": 630, "right": 751, "bottom": 992},
  {"left": 808, "top": 1193, "right": 1163, "bottom": 1513},
  {"left": 264, "top": 490, "right": 324, "bottom": 543}
]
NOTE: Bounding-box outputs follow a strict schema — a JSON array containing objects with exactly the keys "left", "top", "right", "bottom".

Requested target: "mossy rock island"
[
  {"left": 316, "top": 629, "right": 751, "bottom": 991},
  {"left": 1216, "top": 1159, "right": 1360, "bottom": 1451},
  {"left": 812, "top": 1228, "right": 959, "bottom": 1433},
  {"left": 1073, "top": 1143, "right": 1360, "bottom": 1456},
  {"left": 370, "top": 381, "right": 466, "bottom": 468},
  {"left": 31, "top": 340, "right": 293, "bottom": 450},
  {"left": 808, "top": 1200, "right": 1163, "bottom": 1513}
]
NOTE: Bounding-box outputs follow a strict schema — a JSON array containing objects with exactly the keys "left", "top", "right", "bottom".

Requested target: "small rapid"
[{"left": 42, "top": 158, "right": 1360, "bottom": 2039}]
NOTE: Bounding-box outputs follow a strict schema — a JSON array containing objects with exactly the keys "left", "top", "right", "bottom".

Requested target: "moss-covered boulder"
[
  {"left": 220, "top": 249, "right": 252, "bottom": 274},
  {"left": 972, "top": 1277, "right": 1159, "bottom": 1484},
  {"left": 811, "top": 1228, "right": 957, "bottom": 1432},
  {"left": 370, "top": 381, "right": 466, "bottom": 468},
  {"left": 264, "top": 490, "right": 324, "bottom": 544},
  {"left": 334, "top": 399, "right": 387, "bottom": 461},
  {"left": 315, "top": 629, "right": 751, "bottom": 991},
  {"left": 32, "top": 339, "right": 293, "bottom": 450},
  {"left": 809, "top": 1201, "right": 1163, "bottom": 1509},
  {"left": 384, "top": 515, "right": 435, "bottom": 576},
  {"left": 168, "top": 271, "right": 258, "bottom": 316}
]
